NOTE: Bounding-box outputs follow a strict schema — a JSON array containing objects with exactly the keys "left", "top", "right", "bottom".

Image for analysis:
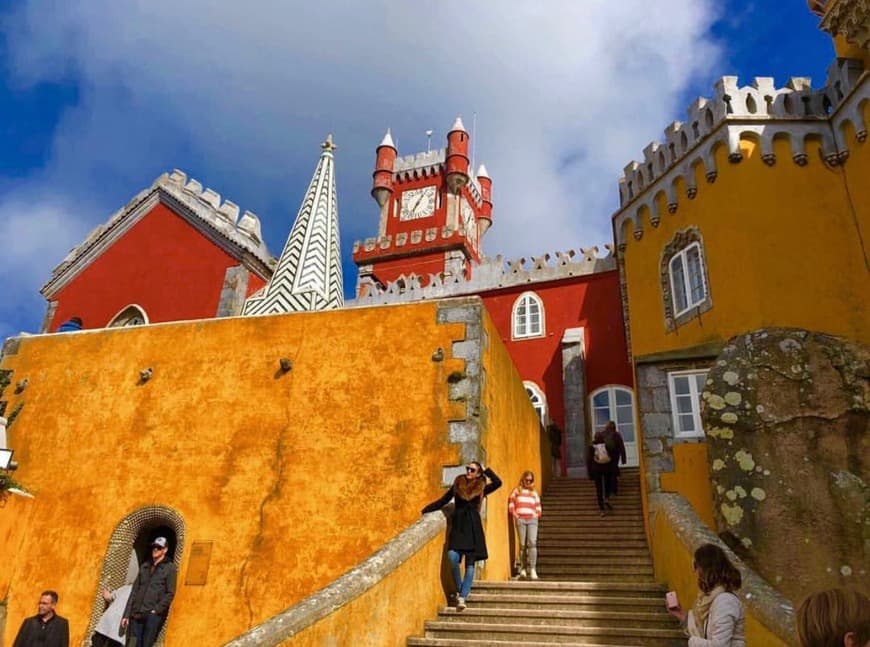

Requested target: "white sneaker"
[
  {"left": 518, "top": 568, "right": 527, "bottom": 579},
  {"left": 456, "top": 597, "right": 466, "bottom": 611},
  {"left": 530, "top": 569, "right": 539, "bottom": 580}
]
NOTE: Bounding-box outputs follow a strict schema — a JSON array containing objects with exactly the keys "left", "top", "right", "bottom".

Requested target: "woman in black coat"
[{"left": 422, "top": 461, "right": 502, "bottom": 610}]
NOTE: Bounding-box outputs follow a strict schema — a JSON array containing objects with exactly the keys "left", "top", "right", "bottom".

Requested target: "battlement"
[
  {"left": 351, "top": 226, "right": 474, "bottom": 262},
  {"left": 42, "top": 169, "right": 275, "bottom": 297},
  {"left": 394, "top": 148, "right": 445, "bottom": 174},
  {"left": 613, "top": 57, "right": 868, "bottom": 247},
  {"left": 391, "top": 147, "right": 483, "bottom": 205},
  {"left": 352, "top": 245, "right": 616, "bottom": 306}
]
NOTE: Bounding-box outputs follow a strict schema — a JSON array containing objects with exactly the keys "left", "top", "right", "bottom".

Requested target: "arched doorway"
[{"left": 84, "top": 505, "right": 184, "bottom": 647}]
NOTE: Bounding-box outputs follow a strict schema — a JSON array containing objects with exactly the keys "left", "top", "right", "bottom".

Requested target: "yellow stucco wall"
[
  {"left": 621, "top": 125, "right": 870, "bottom": 360},
  {"left": 280, "top": 533, "right": 446, "bottom": 646},
  {"left": 0, "top": 299, "right": 542, "bottom": 647},
  {"left": 659, "top": 443, "right": 715, "bottom": 528},
  {"left": 475, "top": 307, "right": 549, "bottom": 581},
  {"left": 651, "top": 511, "right": 790, "bottom": 647}
]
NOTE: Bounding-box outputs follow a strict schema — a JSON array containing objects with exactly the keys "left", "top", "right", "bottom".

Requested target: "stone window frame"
[
  {"left": 667, "top": 369, "right": 709, "bottom": 439},
  {"left": 512, "top": 291, "right": 545, "bottom": 340},
  {"left": 107, "top": 304, "right": 149, "bottom": 327},
  {"left": 661, "top": 227, "right": 713, "bottom": 331},
  {"left": 523, "top": 380, "right": 548, "bottom": 424}
]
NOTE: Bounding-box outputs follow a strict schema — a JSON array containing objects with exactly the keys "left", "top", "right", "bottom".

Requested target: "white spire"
[
  {"left": 450, "top": 116, "right": 467, "bottom": 133},
  {"left": 379, "top": 129, "right": 395, "bottom": 149},
  {"left": 476, "top": 163, "right": 490, "bottom": 179},
  {"left": 243, "top": 135, "right": 344, "bottom": 315}
]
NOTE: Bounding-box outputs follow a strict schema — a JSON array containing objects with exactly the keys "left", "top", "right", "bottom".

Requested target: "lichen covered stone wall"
[{"left": 703, "top": 328, "right": 869, "bottom": 601}]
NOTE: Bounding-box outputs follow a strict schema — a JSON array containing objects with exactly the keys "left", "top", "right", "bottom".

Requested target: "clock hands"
[{"left": 412, "top": 192, "right": 425, "bottom": 212}]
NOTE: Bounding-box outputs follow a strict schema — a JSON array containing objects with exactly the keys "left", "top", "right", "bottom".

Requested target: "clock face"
[
  {"left": 400, "top": 186, "right": 437, "bottom": 221},
  {"left": 460, "top": 198, "right": 477, "bottom": 244}
]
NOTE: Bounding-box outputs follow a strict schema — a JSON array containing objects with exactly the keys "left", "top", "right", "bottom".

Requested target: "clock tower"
[{"left": 353, "top": 117, "right": 493, "bottom": 296}]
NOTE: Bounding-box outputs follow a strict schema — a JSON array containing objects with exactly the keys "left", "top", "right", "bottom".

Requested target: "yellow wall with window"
[{"left": 619, "top": 110, "right": 870, "bottom": 360}]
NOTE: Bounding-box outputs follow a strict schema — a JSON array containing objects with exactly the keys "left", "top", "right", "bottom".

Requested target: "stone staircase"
[{"left": 407, "top": 469, "right": 685, "bottom": 646}]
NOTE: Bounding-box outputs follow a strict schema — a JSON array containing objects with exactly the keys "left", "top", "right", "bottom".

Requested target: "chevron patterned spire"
[{"left": 243, "top": 134, "right": 344, "bottom": 315}]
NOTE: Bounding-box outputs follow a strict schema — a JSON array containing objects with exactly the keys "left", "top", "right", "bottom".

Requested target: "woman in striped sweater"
[{"left": 508, "top": 471, "right": 543, "bottom": 580}]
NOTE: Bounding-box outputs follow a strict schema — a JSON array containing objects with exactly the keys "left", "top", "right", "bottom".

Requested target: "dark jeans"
[
  {"left": 92, "top": 634, "right": 123, "bottom": 647},
  {"left": 592, "top": 473, "right": 608, "bottom": 510},
  {"left": 607, "top": 469, "right": 618, "bottom": 497},
  {"left": 127, "top": 613, "right": 165, "bottom": 647}
]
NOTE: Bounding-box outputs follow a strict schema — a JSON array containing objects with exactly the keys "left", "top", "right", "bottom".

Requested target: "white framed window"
[
  {"left": 107, "top": 304, "right": 149, "bottom": 328},
  {"left": 668, "top": 370, "right": 708, "bottom": 438},
  {"left": 512, "top": 292, "right": 544, "bottom": 339},
  {"left": 669, "top": 242, "right": 707, "bottom": 317},
  {"left": 523, "top": 381, "right": 548, "bottom": 425}
]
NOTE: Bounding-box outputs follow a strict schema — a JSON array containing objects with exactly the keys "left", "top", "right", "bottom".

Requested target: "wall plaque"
[{"left": 184, "top": 541, "right": 213, "bottom": 586}]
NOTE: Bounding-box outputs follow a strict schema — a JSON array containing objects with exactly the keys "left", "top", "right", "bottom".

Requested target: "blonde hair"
[
  {"left": 517, "top": 470, "right": 536, "bottom": 489},
  {"left": 796, "top": 588, "right": 870, "bottom": 647}
]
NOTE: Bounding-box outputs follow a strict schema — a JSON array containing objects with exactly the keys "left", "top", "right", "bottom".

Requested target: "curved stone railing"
[
  {"left": 223, "top": 511, "right": 447, "bottom": 646},
  {"left": 649, "top": 492, "right": 796, "bottom": 644}
]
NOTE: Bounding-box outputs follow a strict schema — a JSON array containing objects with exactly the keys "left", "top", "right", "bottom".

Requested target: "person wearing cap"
[{"left": 121, "top": 537, "right": 177, "bottom": 647}]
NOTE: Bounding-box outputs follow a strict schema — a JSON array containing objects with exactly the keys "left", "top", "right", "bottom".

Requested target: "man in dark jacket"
[
  {"left": 121, "top": 537, "right": 177, "bottom": 647},
  {"left": 12, "top": 590, "right": 70, "bottom": 647}
]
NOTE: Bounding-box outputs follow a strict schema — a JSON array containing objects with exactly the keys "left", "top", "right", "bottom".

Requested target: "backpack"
[{"left": 592, "top": 442, "right": 611, "bottom": 464}]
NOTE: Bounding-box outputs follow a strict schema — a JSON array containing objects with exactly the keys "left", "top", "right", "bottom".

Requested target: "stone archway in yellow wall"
[{"left": 83, "top": 505, "right": 185, "bottom": 647}]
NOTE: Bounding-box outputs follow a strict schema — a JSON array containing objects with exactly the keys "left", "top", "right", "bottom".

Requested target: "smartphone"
[{"left": 666, "top": 591, "right": 679, "bottom": 609}]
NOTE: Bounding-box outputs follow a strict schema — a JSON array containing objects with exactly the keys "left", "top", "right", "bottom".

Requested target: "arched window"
[
  {"left": 669, "top": 241, "right": 707, "bottom": 316},
  {"left": 661, "top": 227, "right": 712, "bottom": 331},
  {"left": 107, "top": 304, "right": 149, "bottom": 328},
  {"left": 589, "top": 385, "right": 638, "bottom": 466},
  {"left": 523, "top": 381, "right": 548, "bottom": 425},
  {"left": 512, "top": 292, "right": 544, "bottom": 339}
]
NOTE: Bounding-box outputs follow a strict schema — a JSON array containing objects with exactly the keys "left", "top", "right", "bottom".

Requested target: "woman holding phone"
[{"left": 666, "top": 543, "right": 746, "bottom": 646}]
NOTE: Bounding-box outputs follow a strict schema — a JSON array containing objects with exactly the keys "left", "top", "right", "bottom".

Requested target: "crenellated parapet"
[
  {"left": 352, "top": 225, "right": 476, "bottom": 263},
  {"left": 41, "top": 169, "right": 275, "bottom": 298},
  {"left": 391, "top": 148, "right": 483, "bottom": 205},
  {"left": 613, "top": 57, "right": 869, "bottom": 248},
  {"left": 352, "top": 245, "right": 616, "bottom": 306}
]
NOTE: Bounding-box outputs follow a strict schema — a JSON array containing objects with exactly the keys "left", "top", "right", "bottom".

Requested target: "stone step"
[
  {"left": 539, "top": 531, "right": 647, "bottom": 541},
  {"left": 409, "top": 638, "right": 639, "bottom": 647},
  {"left": 538, "top": 544, "right": 649, "bottom": 562},
  {"left": 543, "top": 506, "right": 643, "bottom": 512},
  {"left": 535, "top": 562, "right": 653, "bottom": 572},
  {"left": 422, "top": 621, "right": 685, "bottom": 645},
  {"left": 540, "top": 522, "right": 643, "bottom": 529},
  {"left": 536, "top": 556, "right": 652, "bottom": 567},
  {"left": 534, "top": 573, "right": 655, "bottom": 584},
  {"left": 468, "top": 592, "right": 670, "bottom": 612},
  {"left": 473, "top": 581, "right": 666, "bottom": 595},
  {"left": 436, "top": 607, "right": 675, "bottom": 629}
]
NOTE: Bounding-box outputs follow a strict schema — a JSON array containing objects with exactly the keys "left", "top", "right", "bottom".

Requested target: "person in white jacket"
[{"left": 666, "top": 543, "right": 746, "bottom": 647}]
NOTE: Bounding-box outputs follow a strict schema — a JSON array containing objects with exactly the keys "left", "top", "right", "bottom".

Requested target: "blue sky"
[{"left": 0, "top": 1, "right": 834, "bottom": 340}]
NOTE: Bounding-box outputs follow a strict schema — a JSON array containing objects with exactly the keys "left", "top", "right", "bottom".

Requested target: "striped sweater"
[{"left": 508, "top": 487, "right": 542, "bottom": 519}]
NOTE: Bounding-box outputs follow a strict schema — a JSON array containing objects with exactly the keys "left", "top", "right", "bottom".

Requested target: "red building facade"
[
  {"left": 40, "top": 170, "right": 273, "bottom": 332},
  {"left": 353, "top": 120, "right": 635, "bottom": 475}
]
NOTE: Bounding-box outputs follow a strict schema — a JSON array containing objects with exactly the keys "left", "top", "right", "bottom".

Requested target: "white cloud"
[
  {"left": 0, "top": 0, "right": 721, "bottom": 332},
  {"left": 0, "top": 193, "right": 90, "bottom": 335}
]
